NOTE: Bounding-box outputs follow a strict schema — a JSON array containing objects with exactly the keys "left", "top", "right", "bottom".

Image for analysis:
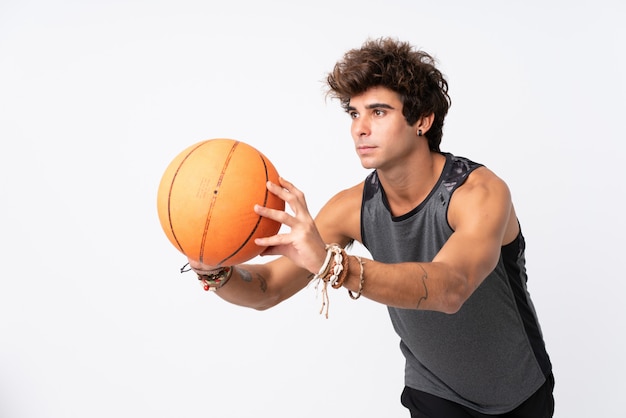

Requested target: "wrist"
[
  {"left": 313, "top": 244, "right": 345, "bottom": 283},
  {"left": 313, "top": 244, "right": 334, "bottom": 278},
  {"left": 197, "top": 266, "right": 234, "bottom": 291}
]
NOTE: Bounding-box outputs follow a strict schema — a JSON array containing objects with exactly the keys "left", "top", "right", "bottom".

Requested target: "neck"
[{"left": 377, "top": 151, "right": 446, "bottom": 216}]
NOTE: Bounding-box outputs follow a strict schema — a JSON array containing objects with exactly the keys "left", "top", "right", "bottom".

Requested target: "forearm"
[
  {"left": 340, "top": 256, "right": 470, "bottom": 313},
  {"left": 212, "top": 260, "right": 312, "bottom": 311}
]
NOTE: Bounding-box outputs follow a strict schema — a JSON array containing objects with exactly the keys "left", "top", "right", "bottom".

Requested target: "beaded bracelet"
[
  {"left": 331, "top": 249, "right": 349, "bottom": 289},
  {"left": 197, "top": 266, "right": 234, "bottom": 292},
  {"left": 327, "top": 247, "right": 346, "bottom": 287}
]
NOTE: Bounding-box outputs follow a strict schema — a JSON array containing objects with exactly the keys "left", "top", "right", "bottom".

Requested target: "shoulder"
[
  {"left": 325, "top": 181, "right": 365, "bottom": 206},
  {"left": 455, "top": 166, "right": 511, "bottom": 205},
  {"left": 448, "top": 166, "right": 513, "bottom": 229},
  {"left": 315, "top": 182, "right": 364, "bottom": 245}
]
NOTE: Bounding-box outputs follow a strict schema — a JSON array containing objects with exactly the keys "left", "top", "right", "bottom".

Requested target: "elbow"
[
  {"left": 250, "top": 293, "right": 282, "bottom": 311},
  {"left": 440, "top": 281, "right": 473, "bottom": 315},
  {"left": 252, "top": 302, "right": 275, "bottom": 311},
  {"left": 440, "top": 294, "right": 463, "bottom": 314}
]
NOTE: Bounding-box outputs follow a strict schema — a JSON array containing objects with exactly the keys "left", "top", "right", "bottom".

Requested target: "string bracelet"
[
  {"left": 197, "top": 266, "right": 234, "bottom": 292},
  {"left": 313, "top": 243, "right": 344, "bottom": 318},
  {"left": 348, "top": 255, "right": 365, "bottom": 300},
  {"left": 316, "top": 280, "right": 331, "bottom": 319},
  {"left": 313, "top": 244, "right": 335, "bottom": 282}
]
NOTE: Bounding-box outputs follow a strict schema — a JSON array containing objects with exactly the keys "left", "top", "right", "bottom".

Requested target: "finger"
[
  {"left": 277, "top": 176, "right": 296, "bottom": 191},
  {"left": 266, "top": 179, "right": 310, "bottom": 218},
  {"left": 255, "top": 232, "right": 291, "bottom": 248},
  {"left": 259, "top": 245, "right": 282, "bottom": 256},
  {"left": 265, "top": 179, "right": 293, "bottom": 200},
  {"left": 254, "top": 204, "right": 294, "bottom": 226}
]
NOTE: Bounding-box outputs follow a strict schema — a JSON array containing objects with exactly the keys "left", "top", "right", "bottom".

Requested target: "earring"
[{"left": 418, "top": 129, "right": 423, "bottom": 136}]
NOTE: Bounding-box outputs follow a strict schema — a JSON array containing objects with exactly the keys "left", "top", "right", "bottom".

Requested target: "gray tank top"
[{"left": 361, "top": 153, "right": 551, "bottom": 414}]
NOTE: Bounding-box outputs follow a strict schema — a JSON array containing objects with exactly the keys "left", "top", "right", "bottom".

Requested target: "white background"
[{"left": 1, "top": 1, "right": 624, "bottom": 417}]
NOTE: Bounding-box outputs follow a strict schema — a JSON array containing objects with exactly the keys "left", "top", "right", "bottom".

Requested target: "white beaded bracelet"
[
  {"left": 328, "top": 248, "right": 344, "bottom": 287},
  {"left": 313, "top": 243, "right": 342, "bottom": 282}
]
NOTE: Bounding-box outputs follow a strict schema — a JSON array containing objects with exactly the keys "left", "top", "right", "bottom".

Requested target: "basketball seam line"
[
  {"left": 200, "top": 141, "right": 239, "bottom": 264},
  {"left": 217, "top": 152, "right": 272, "bottom": 266}
]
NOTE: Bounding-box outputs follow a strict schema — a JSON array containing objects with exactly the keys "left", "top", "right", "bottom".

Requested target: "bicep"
[
  {"left": 313, "top": 184, "right": 362, "bottom": 247},
  {"left": 433, "top": 173, "right": 513, "bottom": 290}
]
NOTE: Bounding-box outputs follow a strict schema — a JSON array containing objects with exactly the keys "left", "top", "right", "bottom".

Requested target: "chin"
[{"left": 357, "top": 157, "right": 375, "bottom": 170}]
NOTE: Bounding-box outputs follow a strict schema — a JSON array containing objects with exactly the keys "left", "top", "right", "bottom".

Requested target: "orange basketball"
[{"left": 157, "top": 138, "right": 284, "bottom": 266}]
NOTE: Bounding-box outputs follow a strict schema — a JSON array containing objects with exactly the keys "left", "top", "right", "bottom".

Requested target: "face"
[{"left": 347, "top": 86, "right": 419, "bottom": 170}]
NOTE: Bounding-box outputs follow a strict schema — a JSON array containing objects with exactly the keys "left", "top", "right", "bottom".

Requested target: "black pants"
[{"left": 400, "top": 373, "right": 555, "bottom": 418}]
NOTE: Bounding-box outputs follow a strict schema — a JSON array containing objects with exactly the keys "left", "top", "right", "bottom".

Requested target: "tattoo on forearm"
[
  {"left": 238, "top": 268, "right": 268, "bottom": 293},
  {"left": 256, "top": 273, "right": 268, "bottom": 293},
  {"left": 416, "top": 264, "right": 429, "bottom": 309}
]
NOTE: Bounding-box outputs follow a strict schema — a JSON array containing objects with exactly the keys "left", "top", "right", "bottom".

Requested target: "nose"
[{"left": 352, "top": 116, "right": 370, "bottom": 138}]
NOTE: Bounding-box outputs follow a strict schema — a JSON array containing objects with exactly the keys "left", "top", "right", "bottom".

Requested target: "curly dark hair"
[{"left": 326, "top": 37, "right": 451, "bottom": 152}]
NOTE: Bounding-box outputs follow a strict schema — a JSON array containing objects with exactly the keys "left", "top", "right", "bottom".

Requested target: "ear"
[{"left": 416, "top": 113, "right": 435, "bottom": 136}]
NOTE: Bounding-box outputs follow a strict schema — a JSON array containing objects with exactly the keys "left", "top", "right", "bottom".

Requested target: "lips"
[{"left": 357, "top": 144, "right": 376, "bottom": 154}]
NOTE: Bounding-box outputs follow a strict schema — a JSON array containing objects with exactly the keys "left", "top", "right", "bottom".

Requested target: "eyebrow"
[{"left": 346, "top": 103, "right": 396, "bottom": 112}]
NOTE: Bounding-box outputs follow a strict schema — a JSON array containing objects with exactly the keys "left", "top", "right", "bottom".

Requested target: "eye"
[
  {"left": 373, "top": 109, "right": 386, "bottom": 117},
  {"left": 348, "top": 111, "right": 359, "bottom": 119}
]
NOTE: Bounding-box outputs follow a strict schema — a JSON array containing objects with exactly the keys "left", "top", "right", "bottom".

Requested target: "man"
[{"left": 188, "top": 37, "right": 554, "bottom": 417}]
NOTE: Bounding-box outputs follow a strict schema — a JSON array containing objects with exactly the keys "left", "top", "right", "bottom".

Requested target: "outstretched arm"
[
  {"left": 188, "top": 177, "right": 352, "bottom": 310},
  {"left": 188, "top": 257, "right": 311, "bottom": 311}
]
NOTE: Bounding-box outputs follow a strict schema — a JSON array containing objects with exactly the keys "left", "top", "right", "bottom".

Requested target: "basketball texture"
[{"left": 157, "top": 138, "right": 284, "bottom": 266}]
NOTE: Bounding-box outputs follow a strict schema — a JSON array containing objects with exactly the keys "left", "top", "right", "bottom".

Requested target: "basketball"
[{"left": 157, "top": 138, "right": 285, "bottom": 266}]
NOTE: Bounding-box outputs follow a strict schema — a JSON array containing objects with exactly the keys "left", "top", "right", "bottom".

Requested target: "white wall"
[{"left": 1, "top": 1, "right": 624, "bottom": 417}]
